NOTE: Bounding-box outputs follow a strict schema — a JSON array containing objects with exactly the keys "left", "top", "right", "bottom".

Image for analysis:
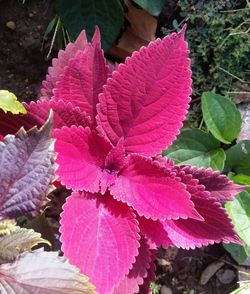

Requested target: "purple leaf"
[
  {"left": 97, "top": 27, "right": 191, "bottom": 156},
  {"left": 60, "top": 192, "right": 140, "bottom": 294},
  {"left": 0, "top": 113, "right": 55, "bottom": 219}
]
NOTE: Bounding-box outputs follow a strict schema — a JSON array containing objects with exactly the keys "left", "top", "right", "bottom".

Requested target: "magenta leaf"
[
  {"left": 110, "top": 154, "right": 201, "bottom": 221},
  {"left": 54, "top": 126, "right": 111, "bottom": 192},
  {"left": 40, "top": 30, "right": 88, "bottom": 100},
  {"left": 138, "top": 216, "right": 173, "bottom": 249},
  {"left": 53, "top": 32, "right": 108, "bottom": 124},
  {"left": 162, "top": 196, "right": 241, "bottom": 249},
  {"left": 60, "top": 192, "right": 140, "bottom": 294},
  {"left": 0, "top": 113, "right": 55, "bottom": 219},
  {"left": 112, "top": 235, "right": 152, "bottom": 294},
  {"left": 97, "top": 27, "right": 191, "bottom": 156},
  {"left": 181, "top": 165, "right": 244, "bottom": 203}
]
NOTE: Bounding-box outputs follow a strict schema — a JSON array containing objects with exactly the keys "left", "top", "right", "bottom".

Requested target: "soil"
[
  {"left": 0, "top": 1, "right": 242, "bottom": 293},
  {"left": 0, "top": 0, "right": 55, "bottom": 102}
]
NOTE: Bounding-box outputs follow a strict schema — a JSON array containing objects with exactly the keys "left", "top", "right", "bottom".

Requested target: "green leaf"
[
  {"left": 224, "top": 140, "right": 250, "bottom": 176},
  {"left": 201, "top": 92, "right": 241, "bottom": 144},
  {"left": 56, "top": 0, "right": 124, "bottom": 51},
  {"left": 225, "top": 191, "right": 250, "bottom": 247},
  {"left": 133, "top": 0, "right": 165, "bottom": 16},
  {"left": 0, "top": 227, "right": 50, "bottom": 264},
  {"left": 0, "top": 249, "right": 96, "bottom": 293},
  {"left": 210, "top": 148, "right": 226, "bottom": 171},
  {"left": 163, "top": 128, "right": 220, "bottom": 168},
  {"left": 230, "top": 174, "right": 250, "bottom": 186},
  {"left": 0, "top": 90, "right": 27, "bottom": 115},
  {"left": 223, "top": 243, "right": 248, "bottom": 263}
]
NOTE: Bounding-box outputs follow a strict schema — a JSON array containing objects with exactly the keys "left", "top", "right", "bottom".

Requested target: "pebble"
[
  {"left": 6, "top": 21, "right": 16, "bottom": 30},
  {"left": 216, "top": 269, "right": 235, "bottom": 284},
  {"left": 161, "top": 285, "right": 173, "bottom": 294}
]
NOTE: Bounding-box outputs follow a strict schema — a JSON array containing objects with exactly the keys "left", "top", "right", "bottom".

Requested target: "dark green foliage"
[
  {"left": 177, "top": 0, "right": 250, "bottom": 96},
  {"left": 56, "top": 0, "right": 124, "bottom": 51}
]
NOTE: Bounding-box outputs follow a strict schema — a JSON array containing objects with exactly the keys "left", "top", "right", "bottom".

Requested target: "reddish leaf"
[
  {"left": 0, "top": 100, "right": 90, "bottom": 138},
  {"left": 138, "top": 250, "right": 156, "bottom": 294},
  {"left": 100, "top": 140, "right": 127, "bottom": 194},
  {"left": 181, "top": 165, "right": 244, "bottom": 203},
  {"left": 0, "top": 109, "right": 39, "bottom": 137},
  {"left": 60, "top": 192, "right": 140, "bottom": 294},
  {"left": 53, "top": 34, "right": 108, "bottom": 124},
  {"left": 25, "top": 100, "right": 91, "bottom": 129},
  {"left": 110, "top": 154, "right": 201, "bottom": 221},
  {"left": 162, "top": 196, "right": 241, "bottom": 249},
  {"left": 97, "top": 27, "right": 191, "bottom": 156},
  {"left": 40, "top": 30, "right": 88, "bottom": 100},
  {"left": 54, "top": 126, "right": 111, "bottom": 192},
  {"left": 112, "top": 235, "right": 151, "bottom": 294}
]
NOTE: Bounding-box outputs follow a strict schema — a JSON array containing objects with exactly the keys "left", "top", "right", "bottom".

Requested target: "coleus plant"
[{"left": 0, "top": 27, "right": 245, "bottom": 294}]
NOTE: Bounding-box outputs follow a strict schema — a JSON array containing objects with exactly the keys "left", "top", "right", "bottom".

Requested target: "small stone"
[
  {"left": 6, "top": 21, "right": 16, "bottom": 30},
  {"left": 216, "top": 269, "right": 236, "bottom": 284},
  {"left": 161, "top": 285, "right": 172, "bottom": 294},
  {"left": 29, "top": 12, "right": 34, "bottom": 18}
]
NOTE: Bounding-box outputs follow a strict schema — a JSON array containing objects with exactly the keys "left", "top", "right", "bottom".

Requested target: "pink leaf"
[
  {"left": 110, "top": 154, "right": 201, "bottom": 221},
  {"left": 181, "top": 165, "right": 244, "bottom": 203},
  {"left": 40, "top": 30, "right": 88, "bottom": 100},
  {"left": 162, "top": 196, "right": 241, "bottom": 249},
  {"left": 54, "top": 126, "right": 111, "bottom": 192},
  {"left": 97, "top": 27, "right": 191, "bottom": 156},
  {"left": 53, "top": 36, "right": 108, "bottom": 124},
  {"left": 60, "top": 192, "right": 140, "bottom": 294},
  {"left": 138, "top": 216, "right": 173, "bottom": 249},
  {"left": 112, "top": 235, "right": 152, "bottom": 294}
]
